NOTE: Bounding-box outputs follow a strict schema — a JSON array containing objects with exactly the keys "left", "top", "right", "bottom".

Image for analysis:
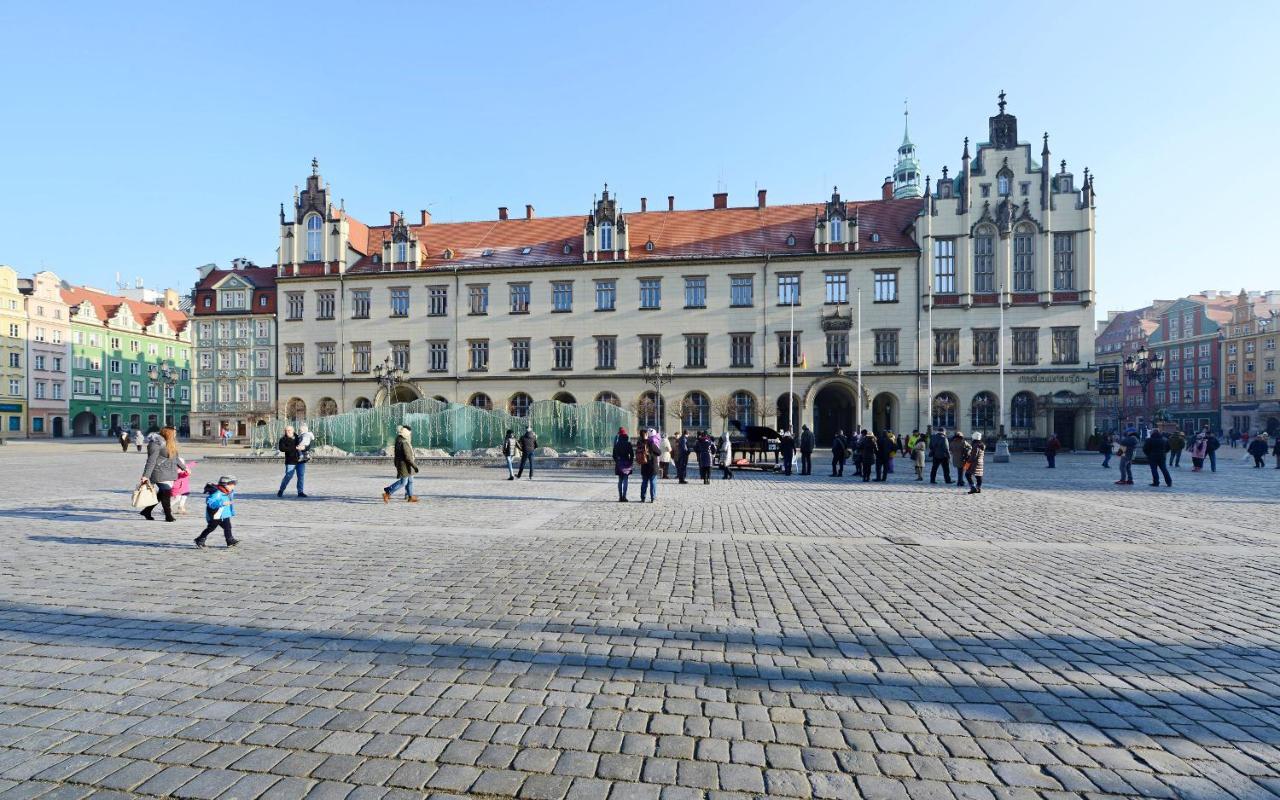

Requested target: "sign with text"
[{"left": 1098, "top": 364, "right": 1120, "bottom": 385}]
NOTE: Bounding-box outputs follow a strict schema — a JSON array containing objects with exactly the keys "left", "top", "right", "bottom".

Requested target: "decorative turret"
[
  {"left": 583, "top": 184, "right": 627, "bottom": 261},
  {"left": 893, "top": 102, "right": 923, "bottom": 199},
  {"left": 989, "top": 90, "right": 1018, "bottom": 149}
]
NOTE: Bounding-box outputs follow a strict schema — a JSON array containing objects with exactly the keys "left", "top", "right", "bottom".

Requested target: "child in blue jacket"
[{"left": 195, "top": 475, "right": 239, "bottom": 549}]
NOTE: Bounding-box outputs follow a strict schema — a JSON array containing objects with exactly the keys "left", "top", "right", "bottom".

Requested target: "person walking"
[
  {"left": 1117, "top": 428, "right": 1139, "bottom": 484},
  {"left": 695, "top": 431, "right": 713, "bottom": 484},
  {"left": 382, "top": 425, "right": 420, "bottom": 502},
  {"left": 119, "top": 428, "right": 130, "bottom": 452},
  {"left": 911, "top": 435, "right": 926, "bottom": 481},
  {"left": 929, "top": 428, "right": 952, "bottom": 484},
  {"left": 638, "top": 428, "right": 660, "bottom": 502},
  {"left": 501, "top": 429, "right": 518, "bottom": 480},
  {"left": 1099, "top": 432, "right": 1114, "bottom": 468},
  {"left": 718, "top": 430, "right": 734, "bottom": 479},
  {"left": 949, "top": 432, "right": 970, "bottom": 493},
  {"left": 1045, "top": 433, "right": 1061, "bottom": 468},
  {"left": 858, "top": 429, "right": 878, "bottom": 482},
  {"left": 1144, "top": 428, "right": 1173, "bottom": 487},
  {"left": 1168, "top": 430, "right": 1185, "bottom": 467},
  {"left": 831, "top": 430, "right": 848, "bottom": 477},
  {"left": 515, "top": 426, "right": 537, "bottom": 479},
  {"left": 1272, "top": 433, "right": 1280, "bottom": 469},
  {"left": 674, "top": 431, "right": 691, "bottom": 484},
  {"left": 659, "top": 433, "right": 673, "bottom": 479},
  {"left": 172, "top": 459, "right": 197, "bottom": 515},
  {"left": 276, "top": 425, "right": 307, "bottom": 498},
  {"left": 798, "top": 425, "right": 815, "bottom": 476},
  {"left": 1247, "top": 433, "right": 1269, "bottom": 468},
  {"left": 874, "top": 431, "right": 891, "bottom": 481},
  {"left": 778, "top": 429, "right": 795, "bottom": 476},
  {"left": 131, "top": 427, "right": 145, "bottom": 452},
  {"left": 612, "top": 428, "right": 634, "bottom": 501},
  {"left": 138, "top": 426, "right": 186, "bottom": 522},
  {"left": 194, "top": 475, "right": 239, "bottom": 549},
  {"left": 965, "top": 432, "right": 986, "bottom": 494},
  {"left": 1206, "top": 429, "right": 1220, "bottom": 472},
  {"left": 1189, "top": 432, "right": 1208, "bottom": 471}
]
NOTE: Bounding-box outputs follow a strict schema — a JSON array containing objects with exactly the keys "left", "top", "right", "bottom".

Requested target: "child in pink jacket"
[{"left": 172, "top": 460, "right": 197, "bottom": 514}]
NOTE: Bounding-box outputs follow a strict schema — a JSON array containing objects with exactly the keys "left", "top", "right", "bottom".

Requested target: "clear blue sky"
[{"left": 1, "top": 1, "right": 1275, "bottom": 316}]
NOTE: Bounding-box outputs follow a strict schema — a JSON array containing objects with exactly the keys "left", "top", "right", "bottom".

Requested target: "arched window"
[
  {"left": 970, "top": 391, "right": 998, "bottom": 432},
  {"left": 595, "top": 391, "right": 620, "bottom": 407},
  {"left": 552, "top": 392, "right": 577, "bottom": 405},
  {"left": 508, "top": 392, "right": 532, "bottom": 417},
  {"left": 305, "top": 214, "right": 323, "bottom": 261},
  {"left": 469, "top": 392, "right": 492, "bottom": 411},
  {"left": 637, "top": 391, "right": 664, "bottom": 430},
  {"left": 681, "top": 392, "right": 710, "bottom": 430},
  {"left": 776, "top": 393, "right": 800, "bottom": 433},
  {"left": 931, "top": 392, "right": 957, "bottom": 430},
  {"left": 829, "top": 218, "right": 842, "bottom": 243},
  {"left": 354, "top": 397, "right": 372, "bottom": 410},
  {"left": 598, "top": 221, "right": 613, "bottom": 251},
  {"left": 286, "top": 397, "right": 307, "bottom": 421},
  {"left": 998, "top": 174, "right": 1011, "bottom": 196},
  {"left": 974, "top": 226, "right": 995, "bottom": 293},
  {"left": 731, "top": 391, "right": 756, "bottom": 427},
  {"left": 1011, "top": 392, "right": 1036, "bottom": 430},
  {"left": 1013, "top": 225, "right": 1035, "bottom": 292},
  {"left": 317, "top": 397, "right": 338, "bottom": 417}
]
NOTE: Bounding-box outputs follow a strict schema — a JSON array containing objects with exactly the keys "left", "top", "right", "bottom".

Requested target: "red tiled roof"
[
  {"left": 193, "top": 266, "right": 278, "bottom": 292},
  {"left": 60, "top": 285, "right": 189, "bottom": 333},
  {"left": 340, "top": 211, "right": 370, "bottom": 255},
  {"left": 338, "top": 198, "right": 923, "bottom": 274}
]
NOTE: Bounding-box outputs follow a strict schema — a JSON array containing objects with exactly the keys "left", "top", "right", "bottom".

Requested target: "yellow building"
[
  {"left": 0, "top": 266, "right": 28, "bottom": 437},
  {"left": 1220, "top": 289, "right": 1280, "bottom": 437}
]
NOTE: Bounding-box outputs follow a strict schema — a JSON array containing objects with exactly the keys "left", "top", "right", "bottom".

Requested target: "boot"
[
  {"left": 406, "top": 496, "right": 420, "bottom": 503},
  {"left": 382, "top": 491, "right": 390, "bottom": 503}
]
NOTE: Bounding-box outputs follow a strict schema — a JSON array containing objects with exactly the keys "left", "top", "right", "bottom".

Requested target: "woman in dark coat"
[
  {"left": 695, "top": 432, "right": 713, "bottom": 484},
  {"left": 966, "top": 432, "right": 986, "bottom": 494},
  {"left": 381, "top": 426, "right": 419, "bottom": 502},
  {"left": 277, "top": 425, "right": 306, "bottom": 497},
  {"left": 612, "top": 428, "right": 634, "bottom": 501},
  {"left": 139, "top": 426, "right": 186, "bottom": 521},
  {"left": 1247, "top": 434, "right": 1269, "bottom": 468}
]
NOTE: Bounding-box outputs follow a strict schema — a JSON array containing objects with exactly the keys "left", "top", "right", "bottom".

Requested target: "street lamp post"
[
  {"left": 641, "top": 361, "right": 674, "bottom": 431},
  {"left": 1124, "top": 344, "right": 1165, "bottom": 462},
  {"left": 147, "top": 362, "right": 180, "bottom": 429},
  {"left": 373, "top": 355, "right": 406, "bottom": 407}
]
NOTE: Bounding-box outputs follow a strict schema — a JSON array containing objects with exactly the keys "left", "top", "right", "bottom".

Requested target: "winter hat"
[
  {"left": 619, "top": 427, "right": 627, "bottom": 435},
  {"left": 972, "top": 432, "right": 983, "bottom": 441},
  {"left": 218, "top": 475, "right": 237, "bottom": 485}
]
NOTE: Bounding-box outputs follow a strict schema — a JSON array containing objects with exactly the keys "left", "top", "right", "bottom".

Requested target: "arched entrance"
[
  {"left": 388, "top": 384, "right": 420, "bottom": 405},
  {"left": 776, "top": 393, "right": 800, "bottom": 434},
  {"left": 52, "top": 417, "right": 64, "bottom": 438},
  {"left": 1266, "top": 416, "right": 1279, "bottom": 436},
  {"left": 552, "top": 391, "right": 577, "bottom": 405},
  {"left": 871, "top": 393, "right": 897, "bottom": 434},
  {"left": 813, "top": 384, "right": 855, "bottom": 446},
  {"left": 72, "top": 411, "right": 96, "bottom": 437}
]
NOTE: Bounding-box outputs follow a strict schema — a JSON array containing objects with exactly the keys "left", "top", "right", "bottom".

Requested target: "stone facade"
[{"left": 1220, "top": 289, "right": 1280, "bottom": 436}]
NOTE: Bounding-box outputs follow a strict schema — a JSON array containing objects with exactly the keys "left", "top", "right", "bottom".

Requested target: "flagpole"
[
  {"left": 927, "top": 292, "right": 933, "bottom": 432},
  {"left": 788, "top": 287, "right": 795, "bottom": 432},
  {"left": 995, "top": 280, "right": 1011, "bottom": 462},
  {"left": 856, "top": 287, "right": 862, "bottom": 430}
]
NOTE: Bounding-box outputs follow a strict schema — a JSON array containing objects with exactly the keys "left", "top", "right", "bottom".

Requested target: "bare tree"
[{"left": 711, "top": 394, "right": 735, "bottom": 435}]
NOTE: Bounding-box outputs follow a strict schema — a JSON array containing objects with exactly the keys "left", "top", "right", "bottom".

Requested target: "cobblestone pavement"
[{"left": 0, "top": 442, "right": 1278, "bottom": 799}]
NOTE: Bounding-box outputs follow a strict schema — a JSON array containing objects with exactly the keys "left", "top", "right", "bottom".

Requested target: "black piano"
[{"left": 729, "top": 420, "right": 782, "bottom": 469}]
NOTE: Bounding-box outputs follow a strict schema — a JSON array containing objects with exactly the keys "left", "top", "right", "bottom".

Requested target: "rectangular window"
[
  {"left": 873, "top": 330, "right": 899, "bottom": 366},
  {"left": 595, "top": 336, "right": 617, "bottom": 369},
  {"left": 109, "top": 359, "right": 120, "bottom": 373},
  {"left": 351, "top": 289, "right": 370, "bottom": 319},
  {"left": 727, "top": 276, "right": 753, "bottom": 308},
  {"left": 825, "top": 331, "right": 849, "bottom": 366},
  {"left": 285, "top": 344, "right": 304, "bottom": 374},
  {"left": 35, "top": 382, "right": 46, "bottom": 399},
  {"left": 776, "top": 332, "right": 800, "bottom": 367},
  {"left": 109, "top": 380, "right": 121, "bottom": 398},
  {"left": 286, "top": 292, "right": 304, "bottom": 320},
  {"left": 110, "top": 336, "right": 120, "bottom": 350},
  {"left": 595, "top": 280, "right": 616, "bottom": 311},
  {"left": 316, "top": 290, "right": 335, "bottom": 320},
  {"left": 428, "top": 286, "right": 448, "bottom": 317},
  {"left": 552, "top": 281, "right": 573, "bottom": 312},
  {"left": 873, "top": 271, "right": 898, "bottom": 302},
  {"left": 511, "top": 338, "right": 531, "bottom": 370},
  {"left": 74, "top": 378, "right": 85, "bottom": 394},
  {"left": 90, "top": 380, "right": 103, "bottom": 396},
  {"left": 1245, "top": 383, "right": 1256, "bottom": 396},
  {"left": 1265, "top": 380, "right": 1276, "bottom": 396},
  {"left": 730, "top": 333, "right": 753, "bottom": 368},
  {"left": 1053, "top": 233, "right": 1074, "bottom": 289},
  {"left": 1199, "top": 365, "right": 1210, "bottom": 379},
  {"left": 685, "top": 334, "right": 707, "bottom": 368},
  {"left": 53, "top": 357, "right": 63, "bottom": 371},
  {"left": 256, "top": 382, "right": 269, "bottom": 403},
  {"left": 351, "top": 342, "right": 371, "bottom": 373},
  {"left": 777, "top": 274, "right": 800, "bottom": 305},
  {"left": 429, "top": 341, "right": 448, "bottom": 372},
  {"left": 933, "top": 239, "right": 956, "bottom": 293},
  {"left": 390, "top": 287, "right": 410, "bottom": 317},
  {"left": 33, "top": 355, "right": 45, "bottom": 370},
  {"left": 468, "top": 340, "right": 489, "bottom": 371},
  {"left": 973, "top": 235, "right": 995, "bottom": 293},
  {"left": 684, "top": 277, "right": 707, "bottom": 308},
  {"left": 1051, "top": 327, "right": 1080, "bottom": 364},
  {"left": 639, "top": 279, "right": 661, "bottom": 309},
  {"left": 640, "top": 335, "right": 662, "bottom": 367},
  {"left": 1198, "top": 342, "right": 1210, "bottom": 359},
  {"left": 972, "top": 328, "right": 999, "bottom": 366},
  {"left": 468, "top": 285, "right": 489, "bottom": 315},
  {"left": 934, "top": 329, "right": 959, "bottom": 365},
  {"left": 824, "top": 273, "right": 849, "bottom": 304},
  {"left": 553, "top": 337, "right": 574, "bottom": 370},
  {"left": 1012, "top": 328, "right": 1038, "bottom": 365},
  {"left": 52, "top": 382, "right": 62, "bottom": 400},
  {"left": 510, "top": 283, "right": 531, "bottom": 314},
  {"left": 391, "top": 341, "right": 410, "bottom": 371}
]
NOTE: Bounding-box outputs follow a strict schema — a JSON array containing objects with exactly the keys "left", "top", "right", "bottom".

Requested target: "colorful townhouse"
[{"left": 0, "top": 266, "right": 27, "bottom": 437}]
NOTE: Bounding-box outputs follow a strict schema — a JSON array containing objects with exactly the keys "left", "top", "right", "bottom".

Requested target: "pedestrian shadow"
[
  {"left": 0, "top": 506, "right": 120, "bottom": 523},
  {"left": 26, "top": 535, "right": 190, "bottom": 549}
]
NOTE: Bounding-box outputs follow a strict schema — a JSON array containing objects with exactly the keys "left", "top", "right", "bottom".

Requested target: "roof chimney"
[
  {"left": 640, "top": 197, "right": 647, "bottom": 213},
  {"left": 420, "top": 209, "right": 431, "bottom": 225},
  {"left": 668, "top": 195, "right": 675, "bottom": 211},
  {"left": 498, "top": 206, "right": 509, "bottom": 221},
  {"left": 525, "top": 204, "right": 534, "bottom": 220},
  {"left": 713, "top": 192, "right": 728, "bottom": 209},
  {"left": 389, "top": 211, "right": 399, "bottom": 225},
  {"left": 881, "top": 178, "right": 894, "bottom": 201},
  {"left": 757, "top": 189, "right": 767, "bottom": 209},
  {"left": 163, "top": 288, "right": 180, "bottom": 310}
]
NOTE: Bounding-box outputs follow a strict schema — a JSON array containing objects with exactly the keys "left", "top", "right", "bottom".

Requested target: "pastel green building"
[{"left": 62, "top": 285, "right": 192, "bottom": 436}]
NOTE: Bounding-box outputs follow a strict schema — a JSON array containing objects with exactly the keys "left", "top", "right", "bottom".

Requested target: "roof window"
[
  {"left": 644, "top": 240, "right": 655, "bottom": 252},
  {"left": 482, "top": 249, "right": 494, "bottom": 257},
  {"left": 785, "top": 234, "right": 796, "bottom": 247},
  {"left": 521, "top": 247, "right": 532, "bottom": 255},
  {"left": 563, "top": 243, "right": 572, "bottom": 255}
]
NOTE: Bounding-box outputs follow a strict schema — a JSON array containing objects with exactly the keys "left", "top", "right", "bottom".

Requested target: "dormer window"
[
  {"left": 305, "top": 214, "right": 323, "bottom": 261},
  {"left": 599, "top": 221, "right": 613, "bottom": 251},
  {"left": 830, "top": 219, "right": 842, "bottom": 243},
  {"left": 395, "top": 242, "right": 408, "bottom": 263},
  {"left": 998, "top": 175, "right": 1011, "bottom": 196}
]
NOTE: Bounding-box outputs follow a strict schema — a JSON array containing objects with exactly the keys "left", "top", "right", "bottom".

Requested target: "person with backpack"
[
  {"left": 831, "top": 430, "right": 848, "bottom": 477},
  {"left": 195, "top": 475, "right": 238, "bottom": 549},
  {"left": 798, "top": 425, "right": 815, "bottom": 475},
  {"left": 515, "top": 426, "right": 537, "bottom": 479},
  {"left": 612, "top": 428, "right": 634, "bottom": 502},
  {"left": 637, "top": 428, "right": 661, "bottom": 502},
  {"left": 501, "top": 429, "right": 518, "bottom": 480},
  {"left": 381, "top": 425, "right": 419, "bottom": 503}
]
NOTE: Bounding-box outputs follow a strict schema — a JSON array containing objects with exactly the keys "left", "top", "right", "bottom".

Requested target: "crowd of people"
[{"left": 1098, "top": 425, "right": 1279, "bottom": 487}]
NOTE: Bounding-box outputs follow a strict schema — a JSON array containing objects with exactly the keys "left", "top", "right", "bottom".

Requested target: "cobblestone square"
[{"left": 1, "top": 442, "right": 1278, "bottom": 799}]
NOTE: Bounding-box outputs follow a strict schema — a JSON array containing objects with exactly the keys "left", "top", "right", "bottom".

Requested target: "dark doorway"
[
  {"left": 72, "top": 411, "right": 96, "bottom": 437},
  {"left": 1267, "top": 417, "right": 1279, "bottom": 436},
  {"left": 1053, "top": 409, "right": 1076, "bottom": 449},
  {"left": 871, "top": 393, "right": 896, "bottom": 435},
  {"left": 813, "top": 384, "right": 855, "bottom": 446},
  {"left": 52, "top": 417, "right": 64, "bottom": 438}
]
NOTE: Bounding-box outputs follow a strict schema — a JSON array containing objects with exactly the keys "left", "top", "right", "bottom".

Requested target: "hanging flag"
[{"left": 799, "top": 353, "right": 807, "bottom": 369}]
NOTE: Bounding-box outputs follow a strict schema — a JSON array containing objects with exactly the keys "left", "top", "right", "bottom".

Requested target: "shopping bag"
[{"left": 131, "top": 481, "right": 158, "bottom": 509}]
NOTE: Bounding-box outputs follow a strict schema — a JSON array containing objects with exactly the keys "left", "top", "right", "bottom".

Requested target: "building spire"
[
  {"left": 892, "top": 102, "right": 922, "bottom": 199},
  {"left": 998, "top": 90, "right": 1007, "bottom": 114},
  {"left": 311, "top": 157, "right": 319, "bottom": 176},
  {"left": 902, "top": 99, "right": 912, "bottom": 147}
]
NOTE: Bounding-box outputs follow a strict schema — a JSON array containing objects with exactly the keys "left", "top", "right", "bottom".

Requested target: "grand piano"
[{"left": 728, "top": 420, "right": 782, "bottom": 469}]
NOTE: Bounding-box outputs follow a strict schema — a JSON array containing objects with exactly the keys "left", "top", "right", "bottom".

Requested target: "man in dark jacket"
[
  {"left": 674, "top": 432, "right": 691, "bottom": 484},
  {"left": 382, "top": 426, "right": 419, "bottom": 502},
  {"left": 277, "top": 425, "right": 306, "bottom": 498},
  {"left": 798, "top": 425, "right": 815, "bottom": 475},
  {"left": 1045, "top": 434, "right": 1061, "bottom": 468},
  {"left": 779, "top": 430, "right": 796, "bottom": 476},
  {"left": 695, "top": 432, "right": 714, "bottom": 484},
  {"left": 1143, "top": 429, "right": 1172, "bottom": 487},
  {"left": 929, "top": 429, "right": 951, "bottom": 484},
  {"left": 1273, "top": 434, "right": 1280, "bottom": 469},
  {"left": 1116, "top": 428, "right": 1139, "bottom": 485},
  {"left": 831, "top": 430, "right": 848, "bottom": 476},
  {"left": 1247, "top": 434, "right": 1269, "bottom": 468},
  {"left": 1205, "top": 429, "right": 1220, "bottom": 472},
  {"left": 515, "top": 426, "right": 537, "bottom": 479},
  {"left": 857, "top": 430, "right": 878, "bottom": 482},
  {"left": 874, "top": 431, "right": 891, "bottom": 481}
]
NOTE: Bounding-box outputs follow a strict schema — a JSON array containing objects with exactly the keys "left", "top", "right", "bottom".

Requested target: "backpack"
[{"left": 203, "top": 482, "right": 219, "bottom": 495}]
